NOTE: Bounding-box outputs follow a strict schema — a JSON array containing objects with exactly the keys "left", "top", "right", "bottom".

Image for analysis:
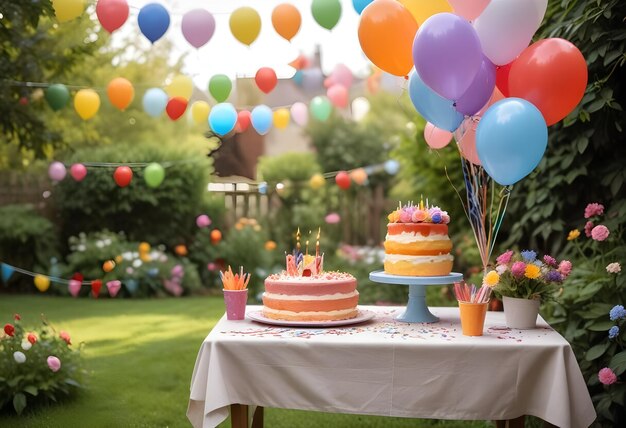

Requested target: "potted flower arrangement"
[{"left": 484, "top": 250, "right": 573, "bottom": 329}]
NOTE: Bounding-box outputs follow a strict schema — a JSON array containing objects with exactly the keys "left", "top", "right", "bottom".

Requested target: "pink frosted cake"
[{"left": 262, "top": 232, "right": 359, "bottom": 321}]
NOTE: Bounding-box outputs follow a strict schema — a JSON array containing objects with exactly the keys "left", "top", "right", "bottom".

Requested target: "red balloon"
[
  {"left": 255, "top": 67, "right": 278, "bottom": 94},
  {"left": 495, "top": 62, "right": 512, "bottom": 97},
  {"left": 114, "top": 166, "right": 133, "bottom": 187},
  {"left": 237, "top": 110, "right": 251, "bottom": 132},
  {"left": 335, "top": 171, "right": 351, "bottom": 190},
  {"left": 166, "top": 97, "right": 188, "bottom": 121},
  {"left": 509, "top": 38, "right": 588, "bottom": 126},
  {"left": 96, "top": 0, "right": 130, "bottom": 34}
]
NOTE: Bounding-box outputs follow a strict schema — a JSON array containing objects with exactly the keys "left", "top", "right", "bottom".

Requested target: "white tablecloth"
[{"left": 187, "top": 306, "right": 595, "bottom": 428}]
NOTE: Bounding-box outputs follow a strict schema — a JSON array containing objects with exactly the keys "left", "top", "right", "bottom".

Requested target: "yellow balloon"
[
  {"left": 34, "top": 275, "right": 50, "bottom": 293},
  {"left": 53, "top": 0, "right": 84, "bottom": 23},
  {"left": 166, "top": 75, "right": 193, "bottom": 100},
  {"left": 309, "top": 173, "right": 326, "bottom": 190},
  {"left": 397, "top": 0, "right": 453, "bottom": 25},
  {"left": 273, "top": 108, "right": 290, "bottom": 129},
  {"left": 191, "top": 101, "right": 210, "bottom": 125},
  {"left": 229, "top": 7, "right": 261, "bottom": 46},
  {"left": 74, "top": 89, "right": 100, "bottom": 120}
]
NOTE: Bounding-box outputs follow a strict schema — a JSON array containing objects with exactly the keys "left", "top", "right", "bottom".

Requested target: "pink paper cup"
[{"left": 223, "top": 289, "right": 248, "bottom": 320}]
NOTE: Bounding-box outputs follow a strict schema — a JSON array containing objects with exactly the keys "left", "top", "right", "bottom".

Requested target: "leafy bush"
[
  {"left": 54, "top": 144, "right": 214, "bottom": 247},
  {"left": 544, "top": 202, "right": 625, "bottom": 425},
  {"left": 58, "top": 230, "right": 202, "bottom": 298},
  {"left": 0, "top": 314, "right": 85, "bottom": 414},
  {"left": 0, "top": 204, "right": 58, "bottom": 290}
]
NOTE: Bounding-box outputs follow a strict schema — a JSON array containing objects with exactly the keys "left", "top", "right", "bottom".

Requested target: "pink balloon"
[
  {"left": 477, "top": 87, "right": 505, "bottom": 116},
  {"left": 68, "top": 279, "right": 81, "bottom": 297},
  {"left": 181, "top": 9, "right": 216, "bottom": 48},
  {"left": 424, "top": 122, "right": 453, "bottom": 149},
  {"left": 106, "top": 280, "right": 122, "bottom": 297},
  {"left": 48, "top": 161, "right": 66, "bottom": 181},
  {"left": 448, "top": 0, "right": 491, "bottom": 21},
  {"left": 324, "top": 64, "right": 354, "bottom": 89},
  {"left": 70, "top": 163, "right": 87, "bottom": 182},
  {"left": 327, "top": 85, "right": 348, "bottom": 108},
  {"left": 458, "top": 118, "right": 482, "bottom": 165},
  {"left": 290, "top": 102, "right": 309, "bottom": 126}
]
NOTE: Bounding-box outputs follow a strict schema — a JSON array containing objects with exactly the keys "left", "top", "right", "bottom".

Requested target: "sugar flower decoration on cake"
[
  {"left": 387, "top": 198, "right": 450, "bottom": 225},
  {"left": 284, "top": 228, "right": 325, "bottom": 277},
  {"left": 220, "top": 266, "right": 250, "bottom": 290}
]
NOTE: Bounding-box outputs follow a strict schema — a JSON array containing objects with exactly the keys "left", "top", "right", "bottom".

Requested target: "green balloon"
[
  {"left": 45, "top": 84, "right": 70, "bottom": 111},
  {"left": 311, "top": 0, "right": 342, "bottom": 30},
  {"left": 310, "top": 96, "right": 332, "bottom": 121},
  {"left": 209, "top": 75, "right": 232, "bottom": 103},
  {"left": 144, "top": 163, "right": 165, "bottom": 188}
]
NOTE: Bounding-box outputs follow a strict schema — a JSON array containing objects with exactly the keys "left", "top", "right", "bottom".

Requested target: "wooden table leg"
[
  {"left": 494, "top": 415, "right": 525, "bottom": 428},
  {"left": 251, "top": 406, "right": 264, "bottom": 428},
  {"left": 230, "top": 404, "right": 248, "bottom": 428}
]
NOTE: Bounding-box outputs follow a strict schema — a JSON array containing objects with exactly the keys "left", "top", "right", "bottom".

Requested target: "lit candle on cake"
[{"left": 296, "top": 228, "right": 301, "bottom": 252}]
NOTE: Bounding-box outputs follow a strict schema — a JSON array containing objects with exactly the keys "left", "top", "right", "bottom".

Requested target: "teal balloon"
[
  {"left": 251, "top": 105, "right": 273, "bottom": 135},
  {"left": 408, "top": 70, "right": 463, "bottom": 132},
  {"left": 1, "top": 263, "right": 14, "bottom": 283},
  {"left": 293, "top": 70, "right": 303, "bottom": 86},
  {"left": 310, "top": 96, "right": 332, "bottom": 121},
  {"left": 45, "top": 84, "right": 70, "bottom": 111},
  {"left": 476, "top": 98, "right": 548, "bottom": 186},
  {"left": 209, "top": 74, "right": 232, "bottom": 102},
  {"left": 144, "top": 163, "right": 165, "bottom": 188},
  {"left": 209, "top": 103, "right": 237, "bottom": 136},
  {"left": 311, "top": 0, "right": 342, "bottom": 30},
  {"left": 142, "top": 88, "right": 168, "bottom": 117},
  {"left": 352, "top": 0, "right": 373, "bottom": 14}
]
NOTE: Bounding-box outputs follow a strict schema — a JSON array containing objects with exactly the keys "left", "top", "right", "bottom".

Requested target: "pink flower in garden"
[
  {"left": 207, "top": 263, "right": 217, "bottom": 272},
  {"left": 171, "top": 264, "right": 184, "bottom": 278},
  {"left": 27, "top": 332, "right": 37, "bottom": 344},
  {"left": 606, "top": 263, "right": 621, "bottom": 274},
  {"left": 584, "top": 203, "right": 604, "bottom": 218},
  {"left": 543, "top": 255, "right": 557, "bottom": 267},
  {"left": 4, "top": 323, "right": 14, "bottom": 337},
  {"left": 584, "top": 221, "right": 594, "bottom": 237},
  {"left": 591, "top": 225, "right": 610, "bottom": 241},
  {"left": 511, "top": 262, "right": 526, "bottom": 278},
  {"left": 558, "top": 260, "right": 573, "bottom": 278},
  {"left": 496, "top": 250, "right": 514, "bottom": 265},
  {"left": 59, "top": 331, "right": 71, "bottom": 346},
  {"left": 598, "top": 367, "right": 617, "bottom": 385},
  {"left": 325, "top": 213, "right": 341, "bottom": 224},
  {"left": 47, "top": 356, "right": 61, "bottom": 372}
]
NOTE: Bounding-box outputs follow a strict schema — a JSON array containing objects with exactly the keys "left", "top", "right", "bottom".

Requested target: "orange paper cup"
[{"left": 459, "top": 302, "right": 488, "bottom": 336}]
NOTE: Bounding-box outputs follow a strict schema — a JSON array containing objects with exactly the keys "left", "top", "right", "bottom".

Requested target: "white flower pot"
[{"left": 503, "top": 296, "right": 540, "bottom": 329}]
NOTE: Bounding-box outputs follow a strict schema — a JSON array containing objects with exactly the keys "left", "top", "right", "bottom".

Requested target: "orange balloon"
[
  {"left": 358, "top": 0, "right": 418, "bottom": 77},
  {"left": 107, "top": 77, "right": 134, "bottom": 111},
  {"left": 508, "top": 38, "right": 588, "bottom": 126},
  {"left": 272, "top": 4, "right": 301, "bottom": 42}
]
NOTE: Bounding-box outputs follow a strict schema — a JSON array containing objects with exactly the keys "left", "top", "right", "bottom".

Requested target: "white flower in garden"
[
  {"left": 77, "top": 244, "right": 86, "bottom": 252},
  {"left": 21, "top": 340, "right": 32, "bottom": 351},
  {"left": 160, "top": 255, "right": 168, "bottom": 263},
  {"left": 104, "top": 238, "right": 112, "bottom": 245},
  {"left": 96, "top": 240, "right": 104, "bottom": 248},
  {"left": 13, "top": 351, "right": 26, "bottom": 363},
  {"left": 606, "top": 262, "right": 621, "bottom": 274},
  {"left": 122, "top": 252, "right": 133, "bottom": 261},
  {"left": 132, "top": 252, "right": 139, "bottom": 259},
  {"left": 132, "top": 259, "right": 142, "bottom": 268}
]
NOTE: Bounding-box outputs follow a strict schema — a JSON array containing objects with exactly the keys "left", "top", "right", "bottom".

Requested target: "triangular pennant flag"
[
  {"left": 124, "top": 279, "right": 139, "bottom": 295},
  {"left": 68, "top": 279, "right": 81, "bottom": 297},
  {"left": 106, "top": 280, "right": 122, "bottom": 297},
  {"left": 91, "top": 279, "right": 103, "bottom": 298},
  {"left": 1, "top": 263, "right": 14, "bottom": 284}
]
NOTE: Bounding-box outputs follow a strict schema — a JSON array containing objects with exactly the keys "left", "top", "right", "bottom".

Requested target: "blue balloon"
[
  {"left": 258, "top": 182, "right": 267, "bottom": 195},
  {"left": 408, "top": 70, "right": 463, "bottom": 132},
  {"left": 353, "top": 0, "right": 374, "bottom": 14},
  {"left": 138, "top": 3, "right": 170, "bottom": 44},
  {"left": 209, "top": 103, "right": 237, "bottom": 136},
  {"left": 292, "top": 70, "right": 303, "bottom": 86},
  {"left": 384, "top": 160, "right": 400, "bottom": 175},
  {"left": 251, "top": 105, "right": 273, "bottom": 135},
  {"left": 1, "top": 263, "right": 14, "bottom": 283},
  {"left": 142, "top": 88, "right": 168, "bottom": 117},
  {"left": 476, "top": 98, "right": 548, "bottom": 186}
]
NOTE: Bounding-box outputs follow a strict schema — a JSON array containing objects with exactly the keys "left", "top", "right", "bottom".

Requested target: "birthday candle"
[{"left": 296, "top": 228, "right": 301, "bottom": 252}]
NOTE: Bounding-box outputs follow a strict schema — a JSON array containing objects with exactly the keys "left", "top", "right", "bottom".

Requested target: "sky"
[{"left": 107, "top": 0, "right": 373, "bottom": 89}]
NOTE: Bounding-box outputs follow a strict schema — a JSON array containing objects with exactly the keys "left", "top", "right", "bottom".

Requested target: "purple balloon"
[
  {"left": 455, "top": 56, "right": 496, "bottom": 116},
  {"left": 48, "top": 161, "right": 67, "bottom": 181},
  {"left": 413, "top": 13, "right": 483, "bottom": 100},
  {"left": 181, "top": 9, "right": 215, "bottom": 49}
]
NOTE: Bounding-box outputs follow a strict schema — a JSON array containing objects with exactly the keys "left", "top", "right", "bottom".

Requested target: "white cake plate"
[
  {"left": 369, "top": 270, "right": 463, "bottom": 323},
  {"left": 247, "top": 309, "right": 375, "bottom": 328}
]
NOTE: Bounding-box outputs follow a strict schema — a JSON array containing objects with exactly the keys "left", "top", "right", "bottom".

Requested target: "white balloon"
[
  {"left": 351, "top": 97, "right": 370, "bottom": 122},
  {"left": 473, "top": 0, "right": 548, "bottom": 66}
]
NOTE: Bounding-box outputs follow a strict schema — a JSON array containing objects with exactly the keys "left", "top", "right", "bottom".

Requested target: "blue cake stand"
[{"left": 369, "top": 270, "right": 463, "bottom": 323}]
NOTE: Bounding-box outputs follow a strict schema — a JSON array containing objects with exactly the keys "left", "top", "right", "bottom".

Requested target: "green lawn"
[{"left": 0, "top": 296, "right": 485, "bottom": 427}]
